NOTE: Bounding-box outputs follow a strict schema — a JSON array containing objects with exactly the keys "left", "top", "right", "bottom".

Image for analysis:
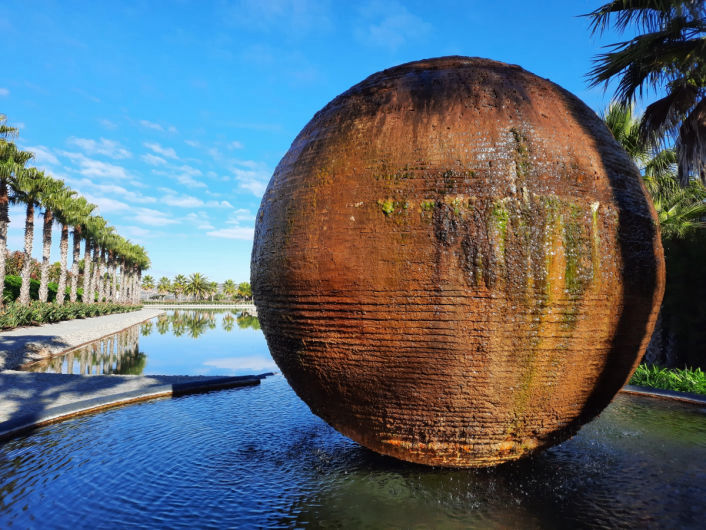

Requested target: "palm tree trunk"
[
  {"left": 136, "top": 270, "right": 142, "bottom": 304},
  {"left": 0, "top": 181, "right": 10, "bottom": 307},
  {"left": 111, "top": 259, "right": 117, "bottom": 302},
  {"left": 70, "top": 227, "right": 81, "bottom": 302},
  {"left": 56, "top": 224, "right": 69, "bottom": 305},
  {"left": 19, "top": 202, "right": 35, "bottom": 306},
  {"left": 38, "top": 211, "right": 53, "bottom": 303},
  {"left": 92, "top": 246, "right": 101, "bottom": 303},
  {"left": 82, "top": 239, "right": 92, "bottom": 303}
]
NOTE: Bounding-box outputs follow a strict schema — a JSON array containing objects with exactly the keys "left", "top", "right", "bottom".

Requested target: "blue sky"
[{"left": 0, "top": 1, "right": 638, "bottom": 283}]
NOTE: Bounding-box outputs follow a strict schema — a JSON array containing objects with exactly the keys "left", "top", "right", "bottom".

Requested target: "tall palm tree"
[
  {"left": 12, "top": 167, "right": 46, "bottom": 305},
  {"left": 0, "top": 131, "right": 33, "bottom": 306},
  {"left": 604, "top": 102, "right": 706, "bottom": 239},
  {"left": 84, "top": 216, "right": 107, "bottom": 304},
  {"left": 44, "top": 180, "right": 77, "bottom": 304},
  {"left": 586, "top": 0, "right": 706, "bottom": 183},
  {"left": 141, "top": 275, "right": 155, "bottom": 291},
  {"left": 67, "top": 197, "right": 96, "bottom": 303},
  {"left": 36, "top": 177, "right": 67, "bottom": 302}
]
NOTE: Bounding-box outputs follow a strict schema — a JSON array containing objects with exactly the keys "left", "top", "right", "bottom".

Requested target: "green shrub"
[
  {"left": 629, "top": 364, "right": 706, "bottom": 396},
  {"left": 3, "top": 275, "right": 82, "bottom": 303},
  {"left": 0, "top": 301, "right": 143, "bottom": 329}
]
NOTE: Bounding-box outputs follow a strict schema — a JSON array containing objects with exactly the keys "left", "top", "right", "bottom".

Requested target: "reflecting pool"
[
  {"left": 3, "top": 310, "right": 705, "bottom": 528},
  {"left": 25, "top": 309, "right": 274, "bottom": 377}
]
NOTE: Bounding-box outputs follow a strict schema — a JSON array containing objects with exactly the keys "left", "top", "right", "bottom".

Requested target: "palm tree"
[
  {"left": 586, "top": 1, "right": 706, "bottom": 183},
  {"left": 222, "top": 279, "right": 237, "bottom": 300},
  {"left": 85, "top": 216, "right": 107, "bottom": 303},
  {"left": 171, "top": 274, "right": 187, "bottom": 301},
  {"left": 67, "top": 197, "right": 96, "bottom": 303},
  {"left": 46, "top": 181, "right": 77, "bottom": 304},
  {"left": 36, "top": 177, "right": 67, "bottom": 302},
  {"left": 157, "top": 276, "right": 171, "bottom": 301},
  {"left": 142, "top": 275, "right": 155, "bottom": 291},
  {"left": 12, "top": 167, "right": 46, "bottom": 305},
  {"left": 604, "top": 102, "right": 706, "bottom": 239},
  {"left": 0, "top": 131, "right": 33, "bottom": 305},
  {"left": 237, "top": 281, "right": 252, "bottom": 301},
  {"left": 184, "top": 273, "right": 209, "bottom": 300}
]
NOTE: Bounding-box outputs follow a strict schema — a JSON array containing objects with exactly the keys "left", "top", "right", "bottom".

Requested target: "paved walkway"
[
  {"left": 0, "top": 308, "right": 165, "bottom": 370},
  {"left": 0, "top": 371, "right": 268, "bottom": 440}
]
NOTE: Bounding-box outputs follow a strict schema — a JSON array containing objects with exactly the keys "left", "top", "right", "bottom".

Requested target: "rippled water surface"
[{"left": 3, "top": 310, "right": 706, "bottom": 528}]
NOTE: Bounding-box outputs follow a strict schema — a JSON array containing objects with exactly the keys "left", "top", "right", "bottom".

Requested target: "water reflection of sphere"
[{"left": 251, "top": 57, "right": 664, "bottom": 467}]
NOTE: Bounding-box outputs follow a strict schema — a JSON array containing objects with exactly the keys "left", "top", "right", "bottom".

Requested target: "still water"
[{"left": 2, "top": 310, "right": 705, "bottom": 528}]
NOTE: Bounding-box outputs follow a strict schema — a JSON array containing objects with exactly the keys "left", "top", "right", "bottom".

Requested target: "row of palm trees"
[
  {"left": 142, "top": 274, "right": 252, "bottom": 302},
  {"left": 0, "top": 115, "right": 150, "bottom": 306}
]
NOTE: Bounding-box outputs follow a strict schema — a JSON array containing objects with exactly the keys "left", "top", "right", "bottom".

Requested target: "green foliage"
[
  {"left": 0, "top": 301, "right": 142, "bottom": 330},
  {"left": 629, "top": 364, "right": 706, "bottom": 395}
]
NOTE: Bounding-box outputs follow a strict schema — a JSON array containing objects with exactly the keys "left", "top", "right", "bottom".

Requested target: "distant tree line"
[{"left": 141, "top": 273, "right": 252, "bottom": 302}]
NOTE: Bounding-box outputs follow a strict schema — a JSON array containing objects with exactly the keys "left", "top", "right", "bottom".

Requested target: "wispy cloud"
[
  {"left": 84, "top": 194, "right": 130, "bottom": 213},
  {"left": 25, "top": 145, "right": 59, "bottom": 166},
  {"left": 162, "top": 193, "right": 205, "bottom": 208},
  {"left": 139, "top": 119, "right": 165, "bottom": 131},
  {"left": 0, "top": 88, "right": 9, "bottom": 97},
  {"left": 144, "top": 142, "right": 178, "bottom": 159},
  {"left": 207, "top": 208, "right": 255, "bottom": 239},
  {"left": 185, "top": 212, "right": 214, "bottom": 230},
  {"left": 355, "top": 0, "right": 431, "bottom": 50},
  {"left": 68, "top": 178, "right": 156, "bottom": 204},
  {"left": 61, "top": 152, "right": 132, "bottom": 180},
  {"left": 141, "top": 153, "right": 167, "bottom": 166},
  {"left": 230, "top": 160, "right": 271, "bottom": 197},
  {"left": 223, "top": 0, "right": 333, "bottom": 37},
  {"left": 67, "top": 137, "right": 132, "bottom": 159},
  {"left": 99, "top": 118, "right": 118, "bottom": 130},
  {"left": 134, "top": 207, "right": 179, "bottom": 226},
  {"left": 228, "top": 140, "right": 244, "bottom": 150}
]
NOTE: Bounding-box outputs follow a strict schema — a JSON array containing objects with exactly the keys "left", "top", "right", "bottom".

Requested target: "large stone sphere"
[{"left": 251, "top": 57, "right": 665, "bottom": 467}]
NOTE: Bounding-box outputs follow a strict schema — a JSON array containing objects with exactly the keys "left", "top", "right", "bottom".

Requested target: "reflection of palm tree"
[
  {"left": 222, "top": 313, "right": 235, "bottom": 332},
  {"left": 115, "top": 347, "right": 147, "bottom": 375},
  {"left": 156, "top": 315, "right": 170, "bottom": 335},
  {"left": 141, "top": 321, "right": 154, "bottom": 336},
  {"left": 236, "top": 311, "right": 260, "bottom": 330}
]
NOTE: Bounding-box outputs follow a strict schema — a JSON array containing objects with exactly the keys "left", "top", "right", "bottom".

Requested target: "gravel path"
[{"left": 0, "top": 308, "right": 165, "bottom": 370}]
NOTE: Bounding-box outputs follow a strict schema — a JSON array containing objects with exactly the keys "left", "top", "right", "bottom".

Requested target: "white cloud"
[
  {"left": 141, "top": 153, "right": 167, "bottom": 166},
  {"left": 203, "top": 356, "right": 278, "bottom": 372},
  {"left": 99, "top": 118, "right": 118, "bottom": 130},
  {"left": 25, "top": 145, "right": 59, "bottom": 166},
  {"left": 0, "top": 88, "right": 9, "bottom": 97},
  {"left": 84, "top": 194, "right": 130, "bottom": 213},
  {"left": 68, "top": 178, "right": 156, "bottom": 204},
  {"left": 67, "top": 137, "right": 132, "bottom": 159},
  {"left": 117, "top": 225, "right": 153, "bottom": 238},
  {"left": 355, "top": 1, "right": 431, "bottom": 50},
  {"left": 144, "top": 142, "right": 178, "bottom": 159},
  {"left": 61, "top": 152, "right": 132, "bottom": 180},
  {"left": 134, "top": 207, "right": 179, "bottom": 226},
  {"left": 139, "top": 120, "right": 164, "bottom": 131},
  {"left": 228, "top": 140, "right": 244, "bottom": 150},
  {"left": 167, "top": 125, "right": 178, "bottom": 134},
  {"left": 162, "top": 193, "right": 204, "bottom": 208},
  {"left": 184, "top": 139, "right": 200, "bottom": 148},
  {"left": 206, "top": 226, "right": 255, "bottom": 240},
  {"left": 185, "top": 212, "right": 214, "bottom": 230},
  {"left": 176, "top": 174, "right": 206, "bottom": 188}
]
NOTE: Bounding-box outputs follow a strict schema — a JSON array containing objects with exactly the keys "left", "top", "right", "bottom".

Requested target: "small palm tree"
[
  {"left": 48, "top": 182, "right": 78, "bottom": 304},
  {"left": 142, "top": 275, "right": 155, "bottom": 291},
  {"left": 586, "top": 1, "right": 706, "bottom": 183},
  {"left": 222, "top": 279, "right": 237, "bottom": 299},
  {"left": 237, "top": 281, "right": 252, "bottom": 301},
  {"left": 157, "top": 276, "right": 171, "bottom": 301},
  {"left": 184, "top": 273, "right": 209, "bottom": 300},
  {"left": 171, "top": 274, "right": 187, "bottom": 301}
]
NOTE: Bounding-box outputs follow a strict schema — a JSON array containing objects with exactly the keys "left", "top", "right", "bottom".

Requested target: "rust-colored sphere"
[{"left": 251, "top": 57, "right": 665, "bottom": 467}]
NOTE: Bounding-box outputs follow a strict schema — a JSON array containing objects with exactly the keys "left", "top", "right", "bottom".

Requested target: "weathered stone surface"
[{"left": 251, "top": 57, "right": 665, "bottom": 467}]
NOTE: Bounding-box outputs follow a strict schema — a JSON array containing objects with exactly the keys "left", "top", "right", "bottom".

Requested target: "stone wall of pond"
[{"left": 643, "top": 233, "right": 706, "bottom": 370}]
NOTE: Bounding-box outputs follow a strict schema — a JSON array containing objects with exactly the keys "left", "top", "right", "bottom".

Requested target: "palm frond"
[{"left": 676, "top": 97, "right": 706, "bottom": 183}]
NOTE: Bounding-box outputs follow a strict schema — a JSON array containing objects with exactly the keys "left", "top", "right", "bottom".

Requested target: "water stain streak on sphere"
[{"left": 251, "top": 57, "right": 665, "bottom": 467}]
